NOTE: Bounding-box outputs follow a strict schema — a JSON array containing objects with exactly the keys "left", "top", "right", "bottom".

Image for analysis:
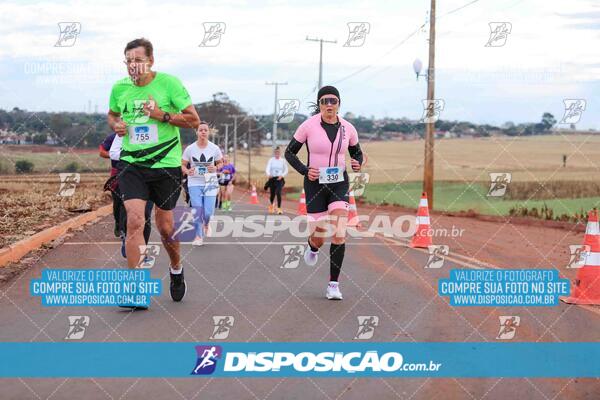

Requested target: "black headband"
[{"left": 317, "top": 85, "right": 340, "bottom": 102}]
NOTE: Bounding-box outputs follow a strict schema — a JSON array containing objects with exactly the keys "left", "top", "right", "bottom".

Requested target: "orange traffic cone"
[
  {"left": 249, "top": 185, "right": 259, "bottom": 205},
  {"left": 347, "top": 190, "right": 359, "bottom": 226},
  {"left": 561, "top": 209, "right": 600, "bottom": 305},
  {"left": 410, "top": 192, "right": 432, "bottom": 248},
  {"left": 297, "top": 189, "right": 307, "bottom": 215}
]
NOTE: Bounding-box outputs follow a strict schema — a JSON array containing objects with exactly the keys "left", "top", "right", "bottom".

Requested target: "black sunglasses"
[{"left": 319, "top": 97, "right": 339, "bottom": 106}]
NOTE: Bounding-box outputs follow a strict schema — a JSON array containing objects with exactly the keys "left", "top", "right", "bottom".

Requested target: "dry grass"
[
  {"left": 231, "top": 135, "right": 600, "bottom": 188},
  {"left": 2, "top": 134, "right": 599, "bottom": 247},
  {"left": 505, "top": 181, "right": 600, "bottom": 200},
  {"left": 0, "top": 174, "right": 110, "bottom": 248},
  {"left": 357, "top": 134, "right": 600, "bottom": 184}
]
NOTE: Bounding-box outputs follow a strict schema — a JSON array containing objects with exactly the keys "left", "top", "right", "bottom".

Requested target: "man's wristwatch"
[{"left": 162, "top": 112, "right": 171, "bottom": 123}]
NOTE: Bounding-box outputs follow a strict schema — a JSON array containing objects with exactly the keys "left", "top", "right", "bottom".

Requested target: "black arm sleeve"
[
  {"left": 348, "top": 142, "right": 364, "bottom": 165},
  {"left": 285, "top": 138, "right": 309, "bottom": 176}
]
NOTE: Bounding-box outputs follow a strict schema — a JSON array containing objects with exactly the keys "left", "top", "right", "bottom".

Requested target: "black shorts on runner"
[
  {"left": 117, "top": 161, "right": 182, "bottom": 210},
  {"left": 303, "top": 170, "right": 349, "bottom": 215}
]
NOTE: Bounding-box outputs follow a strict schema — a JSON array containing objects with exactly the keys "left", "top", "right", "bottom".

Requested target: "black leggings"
[
  {"left": 269, "top": 179, "right": 284, "bottom": 207},
  {"left": 111, "top": 190, "right": 122, "bottom": 235}
]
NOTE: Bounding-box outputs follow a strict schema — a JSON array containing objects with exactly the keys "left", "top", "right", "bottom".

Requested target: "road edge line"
[{"left": 0, "top": 204, "right": 112, "bottom": 268}]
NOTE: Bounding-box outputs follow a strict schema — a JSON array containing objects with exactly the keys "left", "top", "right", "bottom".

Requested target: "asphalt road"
[{"left": 0, "top": 198, "right": 598, "bottom": 399}]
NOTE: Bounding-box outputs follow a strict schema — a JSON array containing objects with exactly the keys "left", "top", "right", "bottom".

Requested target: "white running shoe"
[
  {"left": 326, "top": 281, "right": 343, "bottom": 300},
  {"left": 192, "top": 236, "right": 203, "bottom": 246},
  {"left": 304, "top": 247, "right": 318, "bottom": 266}
]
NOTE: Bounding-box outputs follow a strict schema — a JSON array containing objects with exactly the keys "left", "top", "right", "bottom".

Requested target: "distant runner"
[
  {"left": 264, "top": 146, "right": 288, "bottom": 215},
  {"left": 98, "top": 132, "right": 121, "bottom": 238},
  {"left": 285, "top": 86, "right": 363, "bottom": 300},
  {"left": 181, "top": 122, "right": 223, "bottom": 246},
  {"left": 217, "top": 153, "right": 236, "bottom": 211},
  {"left": 107, "top": 38, "right": 200, "bottom": 306}
]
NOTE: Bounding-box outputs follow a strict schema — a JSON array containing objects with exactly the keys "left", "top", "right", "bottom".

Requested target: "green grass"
[
  {"left": 0, "top": 150, "right": 107, "bottom": 174},
  {"left": 287, "top": 182, "right": 600, "bottom": 217}
]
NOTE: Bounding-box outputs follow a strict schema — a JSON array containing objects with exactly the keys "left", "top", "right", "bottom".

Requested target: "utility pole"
[
  {"left": 231, "top": 114, "right": 245, "bottom": 166},
  {"left": 247, "top": 119, "right": 252, "bottom": 186},
  {"left": 221, "top": 123, "right": 232, "bottom": 153},
  {"left": 422, "top": 0, "right": 436, "bottom": 209},
  {"left": 305, "top": 36, "right": 337, "bottom": 89},
  {"left": 265, "top": 82, "right": 287, "bottom": 149}
]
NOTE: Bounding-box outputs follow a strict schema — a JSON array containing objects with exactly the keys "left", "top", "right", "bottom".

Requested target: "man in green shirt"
[{"left": 108, "top": 38, "right": 200, "bottom": 306}]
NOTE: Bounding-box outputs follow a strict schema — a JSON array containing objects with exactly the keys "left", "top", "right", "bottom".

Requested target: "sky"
[{"left": 0, "top": 0, "right": 599, "bottom": 128}]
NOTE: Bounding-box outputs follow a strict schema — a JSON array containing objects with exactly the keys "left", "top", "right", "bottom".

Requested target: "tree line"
[{"left": 0, "top": 96, "right": 558, "bottom": 149}]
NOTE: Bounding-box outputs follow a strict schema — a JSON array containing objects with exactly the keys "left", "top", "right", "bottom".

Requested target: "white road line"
[
  {"left": 358, "top": 229, "right": 600, "bottom": 318},
  {"left": 377, "top": 235, "right": 500, "bottom": 270},
  {"left": 62, "top": 241, "right": 393, "bottom": 246}
]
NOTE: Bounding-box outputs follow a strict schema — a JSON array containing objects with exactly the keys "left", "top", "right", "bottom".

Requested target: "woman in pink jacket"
[{"left": 285, "top": 86, "right": 364, "bottom": 300}]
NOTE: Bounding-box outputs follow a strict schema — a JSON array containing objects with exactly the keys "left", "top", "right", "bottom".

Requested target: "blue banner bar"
[{"left": 1, "top": 342, "right": 599, "bottom": 378}]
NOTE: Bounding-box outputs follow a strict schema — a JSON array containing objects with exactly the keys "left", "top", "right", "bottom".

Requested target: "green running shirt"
[{"left": 109, "top": 72, "right": 192, "bottom": 168}]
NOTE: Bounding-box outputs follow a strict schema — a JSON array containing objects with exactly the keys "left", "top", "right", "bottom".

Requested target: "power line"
[
  {"left": 439, "top": 0, "right": 481, "bottom": 18},
  {"left": 331, "top": 0, "right": 484, "bottom": 85},
  {"left": 332, "top": 24, "right": 425, "bottom": 85}
]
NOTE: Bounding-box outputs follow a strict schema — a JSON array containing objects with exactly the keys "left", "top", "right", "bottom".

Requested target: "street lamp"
[{"left": 413, "top": 58, "right": 427, "bottom": 81}]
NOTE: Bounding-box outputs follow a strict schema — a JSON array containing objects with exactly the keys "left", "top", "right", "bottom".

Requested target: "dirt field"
[{"left": 0, "top": 173, "right": 110, "bottom": 248}]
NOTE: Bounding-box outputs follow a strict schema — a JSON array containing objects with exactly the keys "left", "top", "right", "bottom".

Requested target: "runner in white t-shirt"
[
  {"left": 264, "top": 146, "right": 288, "bottom": 214},
  {"left": 182, "top": 122, "right": 223, "bottom": 246}
]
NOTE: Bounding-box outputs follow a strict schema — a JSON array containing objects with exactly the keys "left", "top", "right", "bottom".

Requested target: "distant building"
[{"left": 0, "top": 131, "right": 29, "bottom": 144}]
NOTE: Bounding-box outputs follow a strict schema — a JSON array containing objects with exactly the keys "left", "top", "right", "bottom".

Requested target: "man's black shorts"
[{"left": 117, "top": 161, "right": 182, "bottom": 210}]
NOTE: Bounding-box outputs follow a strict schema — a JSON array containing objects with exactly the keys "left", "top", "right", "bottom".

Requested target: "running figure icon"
[{"left": 192, "top": 346, "right": 221, "bottom": 375}]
